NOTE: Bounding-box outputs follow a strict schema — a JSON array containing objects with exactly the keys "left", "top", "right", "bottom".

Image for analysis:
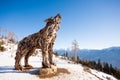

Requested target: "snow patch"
[{"left": 0, "top": 43, "right": 117, "bottom": 80}]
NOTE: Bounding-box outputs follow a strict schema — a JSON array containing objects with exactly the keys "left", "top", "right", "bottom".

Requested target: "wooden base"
[{"left": 39, "top": 65, "right": 57, "bottom": 77}]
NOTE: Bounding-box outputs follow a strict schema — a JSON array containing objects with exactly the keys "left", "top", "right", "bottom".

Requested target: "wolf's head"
[{"left": 45, "top": 14, "right": 62, "bottom": 31}]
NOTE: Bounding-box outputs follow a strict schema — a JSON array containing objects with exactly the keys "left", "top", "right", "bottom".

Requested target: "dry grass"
[
  {"left": 83, "top": 66, "right": 91, "bottom": 73},
  {"left": 39, "top": 68, "right": 70, "bottom": 78},
  {"left": 0, "top": 45, "right": 6, "bottom": 52}
]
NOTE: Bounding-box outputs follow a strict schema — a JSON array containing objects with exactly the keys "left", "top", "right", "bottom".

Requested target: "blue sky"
[{"left": 0, "top": 0, "right": 120, "bottom": 49}]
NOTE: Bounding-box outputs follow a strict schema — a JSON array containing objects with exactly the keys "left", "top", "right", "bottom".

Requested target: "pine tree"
[
  {"left": 77, "top": 56, "right": 79, "bottom": 61},
  {"left": 65, "top": 51, "right": 68, "bottom": 58},
  {"left": 110, "top": 64, "right": 114, "bottom": 75},
  {"left": 103, "top": 62, "right": 110, "bottom": 74},
  {"left": 97, "top": 59, "right": 102, "bottom": 71}
]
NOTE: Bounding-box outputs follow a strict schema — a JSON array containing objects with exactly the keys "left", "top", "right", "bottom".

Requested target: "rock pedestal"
[{"left": 39, "top": 65, "right": 57, "bottom": 77}]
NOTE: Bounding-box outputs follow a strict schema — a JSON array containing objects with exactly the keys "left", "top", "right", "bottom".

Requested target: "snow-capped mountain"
[{"left": 0, "top": 42, "right": 118, "bottom": 80}]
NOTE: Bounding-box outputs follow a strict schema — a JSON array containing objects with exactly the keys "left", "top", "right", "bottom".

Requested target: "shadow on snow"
[{"left": 0, "top": 66, "right": 40, "bottom": 75}]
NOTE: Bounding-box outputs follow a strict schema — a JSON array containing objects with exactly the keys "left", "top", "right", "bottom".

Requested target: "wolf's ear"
[{"left": 44, "top": 17, "right": 54, "bottom": 23}]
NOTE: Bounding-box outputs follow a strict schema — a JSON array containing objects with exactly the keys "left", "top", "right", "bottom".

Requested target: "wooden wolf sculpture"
[{"left": 15, "top": 14, "right": 61, "bottom": 70}]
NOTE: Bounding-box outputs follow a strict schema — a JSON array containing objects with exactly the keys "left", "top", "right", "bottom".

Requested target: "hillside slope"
[{"left": 0, "top": 43, "right": 117, "bottom": 80}]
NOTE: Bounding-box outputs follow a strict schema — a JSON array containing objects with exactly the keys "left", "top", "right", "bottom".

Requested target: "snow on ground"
[{"left": 0, "top": 43, "right": 118, "bottom": 80}]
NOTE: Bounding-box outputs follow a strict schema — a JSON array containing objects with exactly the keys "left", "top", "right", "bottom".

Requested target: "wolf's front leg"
[{"left": 42, "top": 43, "right": 50, "bottom": 68}]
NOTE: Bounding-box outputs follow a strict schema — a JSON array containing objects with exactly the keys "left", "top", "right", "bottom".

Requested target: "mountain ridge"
[{"left": 54, "top": 46, "right": 120, "bottom": 69}]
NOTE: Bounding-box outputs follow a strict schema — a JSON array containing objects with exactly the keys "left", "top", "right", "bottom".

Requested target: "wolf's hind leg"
[
  {"left": 24, "top": 49, "right": 35, "bottom": 69},
  {"left": 14, "top": 51, "right": 23, "bottom": 71}
]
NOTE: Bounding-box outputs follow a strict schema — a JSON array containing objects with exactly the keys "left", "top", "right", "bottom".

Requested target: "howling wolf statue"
[{"left": 15, "top": 14, "right": 61, "bottom": 70}]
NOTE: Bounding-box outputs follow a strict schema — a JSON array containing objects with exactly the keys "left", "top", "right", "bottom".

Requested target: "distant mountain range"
[{"left": 54, "top": 47, "right": 120, "bottom": 69}]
